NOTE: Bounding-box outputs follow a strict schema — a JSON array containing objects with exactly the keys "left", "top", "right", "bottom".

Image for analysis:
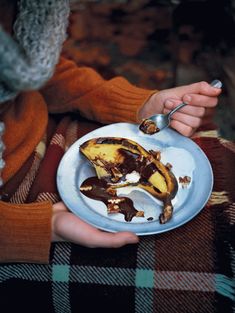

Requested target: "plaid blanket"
[{"left": 0, "top": 115, "right": 234, "bottom": 313}]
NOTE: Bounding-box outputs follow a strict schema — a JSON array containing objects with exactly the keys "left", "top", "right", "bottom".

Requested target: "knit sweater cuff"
[
  {"left": 77, "top": 76, "right": 157, "bottom": 124},
  {"left": 0, "top": 200, "right": 52, "bottom": 263}
]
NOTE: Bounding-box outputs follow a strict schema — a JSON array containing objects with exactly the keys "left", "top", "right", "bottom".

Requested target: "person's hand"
[
  {"left": 139, "top": 81, "right": 222, "bottom": 137},
  {"left": 52, "top": 202, "right": 139, "bottom": 247}
]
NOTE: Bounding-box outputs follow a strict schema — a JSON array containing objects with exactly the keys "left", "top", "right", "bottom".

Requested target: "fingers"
[
  {"left": 163, "top": 100, "right": 201, "bottom": 136},
  {"left": 88, "top": 230, "right": 139, "bottom": 248},
  {"left": 151, "top": 81, "right": 221, "bottom": 137},
  {"left": 170, "top": 120, "right": 195, "bottom": 137},
  {"left": 169, "top": 111, "right": 202, "bottom": 129},
  {"left": 165, "top": 94, "right": 218, "bottom": 114},
  {"left": 53, "top": 211, "right": 139, "bottom": 248},
  {"left": 182, "top": 93, "right": 219, "bottom": 108},
  {"left": 164, "top": 99, "right": 206, "bottom": 117},
  {"left": 163, "top": 98, "right": 217, "bottom": 135},
  {"left": 175, "top": 81, "right": 222, "bottom": 99},
  {"left": 168, "top": 111, "right": 216, "bottom": 136}
]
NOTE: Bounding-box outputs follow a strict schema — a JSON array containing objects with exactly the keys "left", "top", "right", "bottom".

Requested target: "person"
[{"left": 0, "top": 0, "right": 221, "bottom": 263}]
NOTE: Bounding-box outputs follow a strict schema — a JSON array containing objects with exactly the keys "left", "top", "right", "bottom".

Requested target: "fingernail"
[{"left": 184, "top": 95, "right": 191, "bottom": 104}]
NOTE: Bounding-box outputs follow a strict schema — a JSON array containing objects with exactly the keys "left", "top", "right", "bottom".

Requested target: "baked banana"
[{"left": 80, "top": 137, "right": 178, "bottom": 223}]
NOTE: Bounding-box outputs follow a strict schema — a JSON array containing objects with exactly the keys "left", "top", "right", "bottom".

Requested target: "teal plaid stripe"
[
  {"left": 1, "top": 264, "right": 233, "bottom": 292},
  {"left": 1, "top": 264, "right": 235, "bottom": 311},
  {"left": 1, "top": 240, "right": 234, "bottom": 313},
  {"left": 52, "top": 242, "right": 71, "bottom": 313},
  {"left": 135, "top": 236, "right": 156, "bottom": 313},
  {"left": 136, "top": 269, "right": 154, "bottom": 288},
  {"left": 53, "top": 265, "right": 70, "bottom": 282}
]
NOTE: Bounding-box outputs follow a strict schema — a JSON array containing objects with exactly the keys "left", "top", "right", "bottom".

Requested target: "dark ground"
[{"left": 64, "top": 0, "right": 235, "bottom": 140}]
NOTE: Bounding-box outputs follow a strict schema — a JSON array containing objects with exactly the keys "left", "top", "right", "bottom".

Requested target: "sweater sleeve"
[
  {"left": 41, "top": 57, "right": 156, "bottom": 124},
  {"left": 0, "top": 200, "right": 52, "bottom": 263}
]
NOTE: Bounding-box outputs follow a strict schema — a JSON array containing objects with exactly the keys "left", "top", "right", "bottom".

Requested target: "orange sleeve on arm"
[
  {"left": 0, "top": 200, "right": 52, "bottom": 264},
  {"left": 41, "top": 57, "right": 156, "bottom": 124}
]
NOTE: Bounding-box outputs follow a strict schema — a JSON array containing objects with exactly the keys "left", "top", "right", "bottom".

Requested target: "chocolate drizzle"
[{"left": 80, "top": 177, "right": 143, "bottom": 222}]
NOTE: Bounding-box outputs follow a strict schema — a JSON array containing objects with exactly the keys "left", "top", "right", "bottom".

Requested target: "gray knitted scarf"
[{"left": 0, "top": 0, "right": 70, "bottom": 188}]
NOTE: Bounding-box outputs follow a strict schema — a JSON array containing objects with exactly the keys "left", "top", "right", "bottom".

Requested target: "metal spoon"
[{"left": 144, "top": 79, "right": 222, "bottom": 133}]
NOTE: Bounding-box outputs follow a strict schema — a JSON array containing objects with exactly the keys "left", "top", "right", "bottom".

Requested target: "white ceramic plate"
[{"left": 57, "top": 123, "right": 213, "bottom": 235}]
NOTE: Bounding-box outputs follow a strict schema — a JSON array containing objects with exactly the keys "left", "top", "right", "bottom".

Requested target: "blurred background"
[{"left": 63, "top": 0, "right": 235, "bottom": 139}]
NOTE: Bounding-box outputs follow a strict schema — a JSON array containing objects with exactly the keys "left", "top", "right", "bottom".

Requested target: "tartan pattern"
[
  {"left": 0, "top": 115, "right": 234, "bottom": 313},
  {"left": 10, "top": 145, "right": 45, "bottom": 204}
]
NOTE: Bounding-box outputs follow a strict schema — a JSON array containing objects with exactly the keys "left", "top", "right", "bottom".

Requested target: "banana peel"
[{"left": 80, "top": 137, "right": 178, "bottom": 224}]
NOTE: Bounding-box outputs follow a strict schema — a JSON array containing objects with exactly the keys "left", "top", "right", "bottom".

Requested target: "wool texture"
[{"left": 0, "top": 0, "right": 70, "bottom": 103}]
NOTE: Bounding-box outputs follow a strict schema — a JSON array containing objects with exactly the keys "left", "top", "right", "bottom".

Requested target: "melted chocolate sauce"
[
  {"left": 117, "top": 149, "right": 159, "bottom": 181},
  {"left": 118, "top": 149, "right": 142, "bottom": 174},
  {"left": 80, "top": 177, "right": 142, "bottom": 222}
]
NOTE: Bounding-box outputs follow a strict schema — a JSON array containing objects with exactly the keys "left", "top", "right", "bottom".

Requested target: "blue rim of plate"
[{"left": 56, "top": 123, "right": 213, "bottom": 235}]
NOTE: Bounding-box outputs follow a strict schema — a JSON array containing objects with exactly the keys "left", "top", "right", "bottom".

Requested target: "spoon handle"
[
  {"left": 168, "top": 79, "right": 222, "bottom": 119},
  {"left": 168, "top": 102, "right": 187, "bottom": 118}
]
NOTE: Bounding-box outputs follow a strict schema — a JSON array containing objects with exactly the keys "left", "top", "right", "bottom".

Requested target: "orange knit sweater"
[{"left": 0, "top": 55, "right": 155, "bottom": 263}]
